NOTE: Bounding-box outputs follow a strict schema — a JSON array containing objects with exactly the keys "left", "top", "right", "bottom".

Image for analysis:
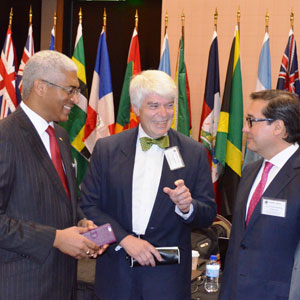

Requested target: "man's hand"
[
  {"left": 78, "top": 218, "right": 97, "bottom": 230},
  {"left": 77, "top": 219, "right": 109, "bottom": 258},
  {"left": 120, "top": 235, "right": 162, "bottom": 267},
  {"left": 53, "top": 226, "right": 100, "bottom": 259},
  {"left": 163, "top": 179, "right": 192, "bottom": 213}
]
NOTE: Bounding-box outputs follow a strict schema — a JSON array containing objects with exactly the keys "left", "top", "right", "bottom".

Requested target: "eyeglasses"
[
  {"left": 41, "top": 79, "right": 80, "bottom": 96},
  {"left": 245, "top": 116, "right": 274, "bottom": 128}
]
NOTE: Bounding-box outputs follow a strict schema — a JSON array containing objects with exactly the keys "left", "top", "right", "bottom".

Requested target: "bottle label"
[{"left": 206, "top": 264, "right": 220, "bottom": 277}]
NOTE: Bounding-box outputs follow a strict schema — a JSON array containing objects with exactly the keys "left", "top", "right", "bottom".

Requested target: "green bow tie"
[{"left": 139, "top": 136, "right": 170, "bottom": 151}]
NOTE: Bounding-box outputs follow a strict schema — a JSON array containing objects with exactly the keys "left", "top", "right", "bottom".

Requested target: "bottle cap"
[{"left": 210, "top": 255, "right": 217, "bottom": 260}]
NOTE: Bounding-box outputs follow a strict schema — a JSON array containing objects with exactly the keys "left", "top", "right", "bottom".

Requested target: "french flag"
[{"left": 84, "top": 29, "right": 114, "bottom": 153}]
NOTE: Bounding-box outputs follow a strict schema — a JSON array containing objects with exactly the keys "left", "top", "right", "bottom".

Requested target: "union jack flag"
[
  {"left": 17, "top": 24, "right": 34, "bottom": 103},
  {"left": 277, "top": 29, "right": 300, "bottom": 97},
  {"left": 0, "top": 27, "right": 17, "bottom": 119}
]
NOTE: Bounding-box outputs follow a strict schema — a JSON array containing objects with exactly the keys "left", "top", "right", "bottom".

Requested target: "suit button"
[{"left": 240, "top": 244, "right": 246, "bottom": 249}]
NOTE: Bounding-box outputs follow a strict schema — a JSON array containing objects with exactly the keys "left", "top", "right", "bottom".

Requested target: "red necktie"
[
  {"left": 46, "top": 126, "right": 70, "bottom": 198},
  {"left": 246, "top": 161, "right": 273, "bottom": 226}
]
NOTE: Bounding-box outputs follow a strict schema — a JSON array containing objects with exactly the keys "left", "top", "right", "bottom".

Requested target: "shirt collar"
[
  {"left": 267, "top": 143, "right": 299, "bottom": 169},
  {"left": 20, "top": 101, "right": 54, "bottom": 135}
]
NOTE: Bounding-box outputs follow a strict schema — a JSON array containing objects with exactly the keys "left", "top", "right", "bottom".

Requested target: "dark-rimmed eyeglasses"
[
  {"left": 41, "top": 79, "right": 80, "bottom": 96},
  {"left": 245, "top": 116, "right": 274, "bottom": 128}
]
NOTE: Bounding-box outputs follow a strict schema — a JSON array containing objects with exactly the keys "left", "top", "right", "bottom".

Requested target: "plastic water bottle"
[{"left": 204, "top": 255, "right": 220, "bottom": 293}]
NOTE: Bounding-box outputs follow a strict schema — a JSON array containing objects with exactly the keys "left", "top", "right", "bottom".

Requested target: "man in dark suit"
[
  {"left": 80, "top": 70, "right": 217, "bottom": 300},
  {"left": 0, "top": 50, "right": 104, "bottom": 300},
  {"left": 219, "top": 90, "right": 300, "bottom": 300}
]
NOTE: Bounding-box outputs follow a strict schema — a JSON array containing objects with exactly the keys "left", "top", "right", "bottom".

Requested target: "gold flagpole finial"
[
  {"left": 181, "top": 12, "right": 185, "bottom": 46},
  {"left": 135, "top": 10, "right": 138, "bottom": 31},
  {"left": 9, "top": 8, "right": 13, "bottom": 29},
  {"left": 290, "top": 10, "right": 294, "bottom": 30},
  {"left": 103, "top": 8, "right": 107, "bottom": 33},
  {"left": 164, "top": 12, "right": 168, "bottom": 34},
  {"left": 79, "top": 7, "right": 82, "bottom": 24},
  {"left": 214, "top": 8, "right": 218, "bottom": 31},
  {"left": 53, "top": 11, "right": 57, "bottom": 27},
  {"left": 265, "top": 10, "right": 269, "bottom": 33},
  {"left": 237, "top": 7, "right": 241, "bottom": 31},
  {"left": 29, "top": 5, "right": 33, "bottom": 25}
]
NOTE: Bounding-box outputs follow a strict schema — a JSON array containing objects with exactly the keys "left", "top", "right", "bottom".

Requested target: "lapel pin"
[{"left": 59, "top": 137, "right": 63, "bottom": 141}]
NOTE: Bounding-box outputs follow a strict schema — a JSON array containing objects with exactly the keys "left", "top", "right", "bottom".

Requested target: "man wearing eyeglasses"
[
  {"left": 0, "top": 50, "right": 106, "bottom": 300},
  {"left": 219, "top": 89, "right": 300, "bottom": 300}
]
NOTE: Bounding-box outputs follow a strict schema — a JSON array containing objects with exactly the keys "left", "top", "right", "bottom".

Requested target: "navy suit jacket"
[
  {"left": 0, "top": 107, "right": 84, "bottom": 300},
  {"left": 80, "top": 127, "right": 216, "bottom": 300},
  {"left": 219, "top": 147, "right": 300, "bottom": 300}
]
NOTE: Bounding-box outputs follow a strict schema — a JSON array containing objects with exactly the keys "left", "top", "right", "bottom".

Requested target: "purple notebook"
[{"left": 82, "top": 223, "right": 116, "bottom": 247}]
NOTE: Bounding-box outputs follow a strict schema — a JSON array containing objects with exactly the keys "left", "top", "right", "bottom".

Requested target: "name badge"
[
  {"left": 164, "top": 146, "right": 185, "bottom": 170},
  {"left": 261, "top": 197, "right": 287, "bottom": 218}
]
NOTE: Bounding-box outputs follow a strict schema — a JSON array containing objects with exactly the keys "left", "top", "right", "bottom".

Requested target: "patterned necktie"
[
  {"left": 139, "top": 136, "right": 170, "bottom": 151},
  {"left": 46, "top": 126, "right": 70, "bottom": 198},
  {"left": 245, "top": 161, "right": 273, "bottom": 226}
]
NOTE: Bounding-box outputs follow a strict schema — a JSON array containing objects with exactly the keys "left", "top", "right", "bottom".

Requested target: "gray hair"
[
  {"left": 22, "top": 50, "right": 77, "bottom": 100},
  {"left": 129, "top": 70, "right": 177, "bottom": 108}
]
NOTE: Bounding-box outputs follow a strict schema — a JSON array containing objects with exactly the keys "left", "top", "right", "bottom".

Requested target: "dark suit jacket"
[
  {"left": 80, "top": 127, "right": 217, "bottom": 300},
  {"left": 219, "top": 147, "right": 300, "bottom": 300},
  {"left": 0, "top": 107, "right": 84, "bottom": 300}
]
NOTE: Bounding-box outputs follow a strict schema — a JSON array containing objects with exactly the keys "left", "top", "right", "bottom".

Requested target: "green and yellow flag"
[
  {"left": 59, "top": 14, "right": 89, "bottom": 194},
  {"left": 215, "top": 25, "right": 243, "bottom": 217}
]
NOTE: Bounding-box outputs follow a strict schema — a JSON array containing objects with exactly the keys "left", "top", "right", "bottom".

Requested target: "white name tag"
[
  {"left": 261, "top": 197, "right": 287, "bottom": 218},
  {"left": 164, "top": 146, "right": 185, "bottom": 170}
]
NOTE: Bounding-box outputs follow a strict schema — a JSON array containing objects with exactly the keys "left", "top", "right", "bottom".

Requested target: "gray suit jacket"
[
  {"left": 0, "top": 107, "right": 84, "bottom": 300},
  {"left": 219, "top": 147, "right": 300, "bottom": 300}
]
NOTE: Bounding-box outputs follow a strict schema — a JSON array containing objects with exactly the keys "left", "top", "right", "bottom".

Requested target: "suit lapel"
[
  {"left": 16, "top": 108, "right": 71, "bottom": 208},
  {"left": 146, "top": 129, "right": 181, "bottom": 233},
  {"left": 119, "top": 128, "right": 139, "bottom": 231},
  {"left": 246, "top": 148, "right": 300, "bottom": 229}
]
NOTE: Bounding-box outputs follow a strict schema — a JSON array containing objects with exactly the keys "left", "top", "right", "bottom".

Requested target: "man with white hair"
[
  {"left": 81, "top": 70, "right": 216, "bottom": 300},
  {"left": 0, "top": 50, "right": 105, "bottom": 300}
]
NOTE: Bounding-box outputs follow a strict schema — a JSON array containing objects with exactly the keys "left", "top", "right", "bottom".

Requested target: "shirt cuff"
[{"left": 175, "top": 204, "right": 194, "bottom": 220}]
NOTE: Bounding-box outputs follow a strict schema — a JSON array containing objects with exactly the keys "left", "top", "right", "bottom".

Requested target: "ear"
[
  {"left": 273, "top": 119, "right": 286, "bottom": 137},
  {"left": 132, "top": 104, "right": 140, "bottom": 116},
  {"left": 33, "top": 79, "right": 46, "bottom": 97}
]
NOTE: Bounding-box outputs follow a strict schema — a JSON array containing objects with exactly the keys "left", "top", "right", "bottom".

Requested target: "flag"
[
  {"left": 84, "top": 29, "right": 114, "bottom": 153},
  {"left": 115, "top": 28, "right": 141, "bottom": 133},
  {"left": 49, "top": 27, "right": 55, "bottom": 50},
  {"left": 0, "top": 27, "right": 17, "bottom": 119},
  {"left": 215, "top": 26, "right": 243, "bottom": 218},
  {"left": 277, "top": 28, "right": 300, "bottom": 97},
  {"left": 16, "top": 24, "right": 34, "bottom": 103},
  {"left": 59, "top": 22, "right": 89, "bottom": 193},
  {"left": 158, "top": 32, "right": 171, "bottom": 75},
  {"left": 244, "top": 31, "right": 271, "bottom": 167},
  {"left": 199, "top": 30, "right": 221, "bottom": 212},
  {"left": 173, "top": 36, "right": 191, "bottom": 136}
]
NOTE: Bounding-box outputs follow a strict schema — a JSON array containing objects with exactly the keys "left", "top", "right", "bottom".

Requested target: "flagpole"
[
  {"left": 29, "top": 6, "right": 32, "bottom": 25},
  {"left": 9, "top": 8, "right": 13, "bottom": 29},
  {"left": 181, "top": 11, "right": 185, "bottom": 47},
  {"left": 290, "top": 10, "right": 294, "bottom": 30},
  {"left": 53, "top": 11, "right": 57, "bottom": 38},
  {"left": 103, "top": 8, "right": 107, "bottom": 34},
  {"left": 214, "top": 8, "right": 218, "bottom": 32},
  {"left": 164, "top": 12, "right": 168, "bottom": 35},
  {"left": 79, "top": 7, "right": 82, "bottom": 25},
  {"left": 265, "top": 10, "right": 269, "bottom": 33},
  {"left": 237, "top": 7, "right": 241, "bottom": 32},
  {"left": 135, "top": 9, "right": 138, "bottom": 32}
]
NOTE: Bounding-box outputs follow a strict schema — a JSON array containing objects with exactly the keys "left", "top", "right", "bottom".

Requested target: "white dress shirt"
[
  {"left": 245, "top": 143, "right": 299, "bottom": 217},
  {"left": 20, "top": 101, "right": 54, "bottom": 159},
  {"left": 132, "top": 125, "right": 193, "bottom": 235}
]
